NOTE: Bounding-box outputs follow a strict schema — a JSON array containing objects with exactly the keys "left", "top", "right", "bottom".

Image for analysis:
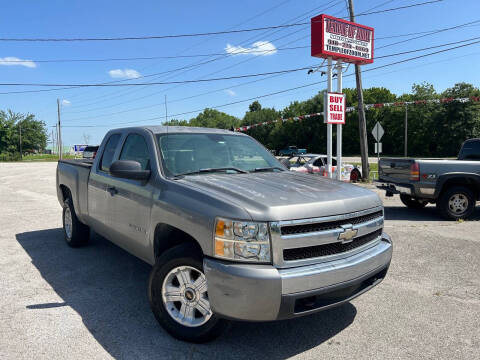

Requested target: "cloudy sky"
[{"left": 1, "top": 0, "right": 479, "bottom": 146}]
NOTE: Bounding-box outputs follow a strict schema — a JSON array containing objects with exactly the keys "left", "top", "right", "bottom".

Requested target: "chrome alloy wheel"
[
  {"left": 64, "top": 206, "right": 73, "bottom": 239},
  {"left": 161, "top": 266, "right": 212, "bottom": 327},
  {"left": 448, "top": 193, "right": 468, "bottom": 214}
]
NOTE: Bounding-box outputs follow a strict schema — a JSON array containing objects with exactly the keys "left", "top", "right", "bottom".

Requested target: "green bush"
[{"left": 0, "top": 152, "right": 21, "bottom": 161}]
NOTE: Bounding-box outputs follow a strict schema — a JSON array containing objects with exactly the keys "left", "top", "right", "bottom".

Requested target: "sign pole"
[
  {"left": 377, "top": 125, "right": 380, "bottom": 165},
  {"left": 336, "top": 59, "right": 343, "bottom": 180},
  {"left": 327, "top": 57, "right": 333, "bottom": 178}
]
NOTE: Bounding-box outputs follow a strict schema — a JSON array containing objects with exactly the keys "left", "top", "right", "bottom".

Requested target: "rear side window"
[
  {"left": 100, "top": 134, "right": 121, "bottom": 172},
  {"left": 119, "top": 134, "right": 151, "bottom": 170},
  {"left": 459, "top": 140, "right": 480, "bottom": 160}
]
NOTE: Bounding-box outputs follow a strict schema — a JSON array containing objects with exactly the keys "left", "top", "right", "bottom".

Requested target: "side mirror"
[
  {"left": 279, "top": 158, "right": 291, "bottom": 169},
  {"left": 110, "top": 160, "right": 151, "bottom": 180}
]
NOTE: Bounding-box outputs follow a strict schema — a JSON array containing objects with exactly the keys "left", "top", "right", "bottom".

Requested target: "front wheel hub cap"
[{"left": 161, "top": 265, "right": 212, "bottom": 327}]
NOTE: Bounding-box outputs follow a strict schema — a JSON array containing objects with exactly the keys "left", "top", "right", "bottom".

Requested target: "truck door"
[
  {"left": 87, "top": 133, "right": 122, "bottom": 235},
  {"left": 107, "top": 132, "right": 154, "bottom": 261}
]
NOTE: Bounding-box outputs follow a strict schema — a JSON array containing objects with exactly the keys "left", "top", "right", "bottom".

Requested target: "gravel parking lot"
[{"left": 1, "top": 162, "right": 479, "bottom": 360}]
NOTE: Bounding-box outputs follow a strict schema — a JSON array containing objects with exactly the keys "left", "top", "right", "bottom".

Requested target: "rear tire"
[
  {"left": 400, "top": 194, "right": 428, "bottom": 209},
  {"left": 437, "top": 186, "right": 475, "bottom": 220},
  {"left": 62, "top": 197, "right": 90, "bottom": 247},
  {"left": 148, "top": 243, "right": 229, "bottom": 343}
]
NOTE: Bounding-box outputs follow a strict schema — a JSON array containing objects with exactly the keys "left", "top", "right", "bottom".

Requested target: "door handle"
[{"left": 107, "top": 186, "right": 118, "bottom": 196}]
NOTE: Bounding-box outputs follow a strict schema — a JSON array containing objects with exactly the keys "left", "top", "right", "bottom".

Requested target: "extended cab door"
[
  {"left": 87, "top": 133, "right": 122, "bottom": 235},
  {"left": 106, "top": 132, "right": 156, "bottom": 261}
]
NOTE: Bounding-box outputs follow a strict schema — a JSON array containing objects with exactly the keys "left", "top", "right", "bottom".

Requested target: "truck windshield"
[{"left": 157, "top": 133, "right": 283, "bottom": 177}]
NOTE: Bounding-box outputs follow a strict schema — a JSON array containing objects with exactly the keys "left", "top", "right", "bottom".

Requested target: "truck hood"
[{"left": 178, "top": 171, "right": 382, "bottom": 221}]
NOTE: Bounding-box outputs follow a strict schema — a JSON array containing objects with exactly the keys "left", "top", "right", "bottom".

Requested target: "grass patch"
[{"left": 0, "top": 153, "right": 77, "bottom": 162}]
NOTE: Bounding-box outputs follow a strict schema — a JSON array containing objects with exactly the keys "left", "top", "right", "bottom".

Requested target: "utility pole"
[
  {"left": 19, "top": 122, "right": 22, "bottom": 161},
  {"left": 404, "top": 104, "right": 408, "bottom": 157},
  {"left": 348, "top": 0, "right": 369, "bottom": 181},
  {"left": 51, "top": 129, "right": 55, "bottom": 155},
  {"left": 164, "top": 95, "right": 168, "bottom": 124},
  {"left": 57, "top": 99, "right": 62, "bottom": 160}
]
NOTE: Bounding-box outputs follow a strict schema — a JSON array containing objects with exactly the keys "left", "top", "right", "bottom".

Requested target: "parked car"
[
  {"left": 57, "top": 126, "right": 392, "bottom": 342},
  {"left": 82, "top": 145, "right": 99, "bottom": 159},
  {"left": 278, "top": 145, "right": 307, "bottom": 156},
  {"left": 376, "top": 138, "right": 480, "bottom": 220},
  {"left": 289, "top": 154, "right": 362, "bottom": 182}
]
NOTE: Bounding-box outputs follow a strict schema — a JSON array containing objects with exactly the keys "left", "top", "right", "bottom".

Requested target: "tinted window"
[
  {"left": 100, "top": 134, "right": 121, "bottom": 172},
  {"left": 84, "top": 146, "right": 98, "bottom": 152},
  {"left": 119, "top": 134, "right": 151, "bottom": 170},
  {"left": 459, "top": 140, "right": 480, "bottom": 160},
  {"left": 313, "top": 158, "right": 323, "bottom": 167}
]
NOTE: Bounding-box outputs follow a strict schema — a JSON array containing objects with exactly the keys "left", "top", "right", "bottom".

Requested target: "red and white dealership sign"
[
  {"left": 324, "top": 92, "right": 346, "bottom": 124},
  {"left": 311, "top": 14, "right": 374, "bottom": 64}
]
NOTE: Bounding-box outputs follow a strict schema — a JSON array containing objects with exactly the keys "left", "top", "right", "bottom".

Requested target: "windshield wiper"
[
  {"left": 252, "top": 167, "right": 285, "bottom": 172},
  {"left": 175, "top": 167, "right": 248, "bottom": 177}
]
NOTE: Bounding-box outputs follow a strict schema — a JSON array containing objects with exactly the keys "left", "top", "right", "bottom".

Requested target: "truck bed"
[
  {"left": 58, "top": 159, "right": 93, "bottom": 169},
  {"left": 57, "top": 159, "right": 93, "bottom": 224}
]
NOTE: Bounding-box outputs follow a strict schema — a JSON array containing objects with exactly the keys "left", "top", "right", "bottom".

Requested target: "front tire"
[
  {"left": 437, "top": 186, "right": 475, "bottom": 220},
  {"left": 400, "top": 194, "right": 428, "bottom": 209},
  {"left": 62, "top": 197, "right": 90, "bottom": 247},
  {"left": 148, "top": 243, "right": 229, "bottom": 343}
]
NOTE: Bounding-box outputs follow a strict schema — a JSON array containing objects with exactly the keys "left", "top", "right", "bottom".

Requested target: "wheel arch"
[
  {"left": 59, "top": 184, "right": 71, "bottom": 203},
  {"left": 435, "top": 173, "right": 480, "bottom": 200},
  {"left": 153, "top": 223, "right": 203, "bottom": 261}
]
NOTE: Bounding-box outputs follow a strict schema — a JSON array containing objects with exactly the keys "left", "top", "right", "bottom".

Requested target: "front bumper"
[{"left": 203, "top": 233, "right": 392, "bottom": 321}]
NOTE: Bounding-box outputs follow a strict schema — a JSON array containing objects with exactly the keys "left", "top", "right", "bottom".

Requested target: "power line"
[
  {"left": 61, "top": 2, "right": 342, "bottom": 110},
  {"left": 0, "top": 0, "right": 442, "bottom": 42},
  {"left": 2, "top": 17, "right": 477, "bottom": 97},
  {"left": 0, "top": 23, "right": 309, "bottom": 42},
  {"left": 0, "top": 66, "right": 317, "bottom": 88},
  {"left": 62, "top": 1, "right": 342, "bottom": 107},
  {"left": 58, "top": 38, "right": 480, "bottom": 128},
  {"left": 377, "top": 19, "right": 480, "bottom": 49},
  {"left": 36, "top": 0, "right": 442, "bottom": 108},
  {"left": 18, "top": 35, "right": 469, "bottom": 91},
  {"left": 0, "top": 46, "right": 308, "bottom": 64},
  {"left": 62, "top": 35, "right": 480, "bottom": 122}
]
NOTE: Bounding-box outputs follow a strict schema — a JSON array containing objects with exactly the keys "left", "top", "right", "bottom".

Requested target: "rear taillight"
[
  {"left": 92, "top": 151, "right": 97, "bottom": 159},
  {"left": 410, "top": 161, "right": 420, "bottom": 181}
]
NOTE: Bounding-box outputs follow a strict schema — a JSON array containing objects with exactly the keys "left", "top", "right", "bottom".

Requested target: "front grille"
[
  {"left": 280, "top": 211, "right": 383, "bottom": 235},
  {"left": 283, "top": 229, "right": 382, "bottom": 261}
]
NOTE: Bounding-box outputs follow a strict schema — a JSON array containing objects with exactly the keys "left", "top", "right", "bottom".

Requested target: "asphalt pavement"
[{"left": 0, "top": 162, "right": 478, "bottom": 359}]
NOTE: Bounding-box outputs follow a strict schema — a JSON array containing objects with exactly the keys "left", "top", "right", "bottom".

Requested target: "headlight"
[{"left": 214, "top": 218, "right": 271, "bottom": 263}]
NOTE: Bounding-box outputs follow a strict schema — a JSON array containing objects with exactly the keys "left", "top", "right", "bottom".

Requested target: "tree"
[
  {"left": 248, "top": 101, "right": 262, "bottom": 112},
  {"left": 164, "top": 109, "right": 240, "bottom": 130},
  {"left": 0, "top": 110, "right": 48, "bottom": 156}
]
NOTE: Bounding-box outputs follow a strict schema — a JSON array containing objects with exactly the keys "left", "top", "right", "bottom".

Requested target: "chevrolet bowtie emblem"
[{"left": 338, "top": 225, "right": 357, "bottom": 244}]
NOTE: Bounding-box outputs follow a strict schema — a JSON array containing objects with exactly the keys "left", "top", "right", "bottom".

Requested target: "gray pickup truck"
[
  {"left": 57, "top": 126, "right": 392, "bottom": 342},
  {"left": 377, "top": 138, "right": 480, "bottom": 220}
]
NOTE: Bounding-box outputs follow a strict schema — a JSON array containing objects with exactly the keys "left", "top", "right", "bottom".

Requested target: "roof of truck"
[{"left": 144, "top": 126, "right": 245, "bottom": 135}]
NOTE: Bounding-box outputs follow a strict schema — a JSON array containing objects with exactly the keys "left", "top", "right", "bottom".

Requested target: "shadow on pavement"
[
  {"left": 16, "top": 228, "right": 356, "bottom": 360},
  {"left": 384, "top": 204, "right": 480, "bottom": 221}
]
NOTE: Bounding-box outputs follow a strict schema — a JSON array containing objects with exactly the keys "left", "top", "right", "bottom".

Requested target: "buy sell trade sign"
[{"left": 324, "top": 92, "right": 346, "bottom": 124}]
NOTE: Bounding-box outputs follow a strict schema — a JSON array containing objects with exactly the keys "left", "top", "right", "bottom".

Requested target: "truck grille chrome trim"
[
  {"left": 280, "top": 211, "right": 383, "bottom": 235},
  {"left": 283, "top": 229, "right": 382, "bottom": 261},
  {"left": 270, "top": 206, "right": 384, "bottom": 268}
]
